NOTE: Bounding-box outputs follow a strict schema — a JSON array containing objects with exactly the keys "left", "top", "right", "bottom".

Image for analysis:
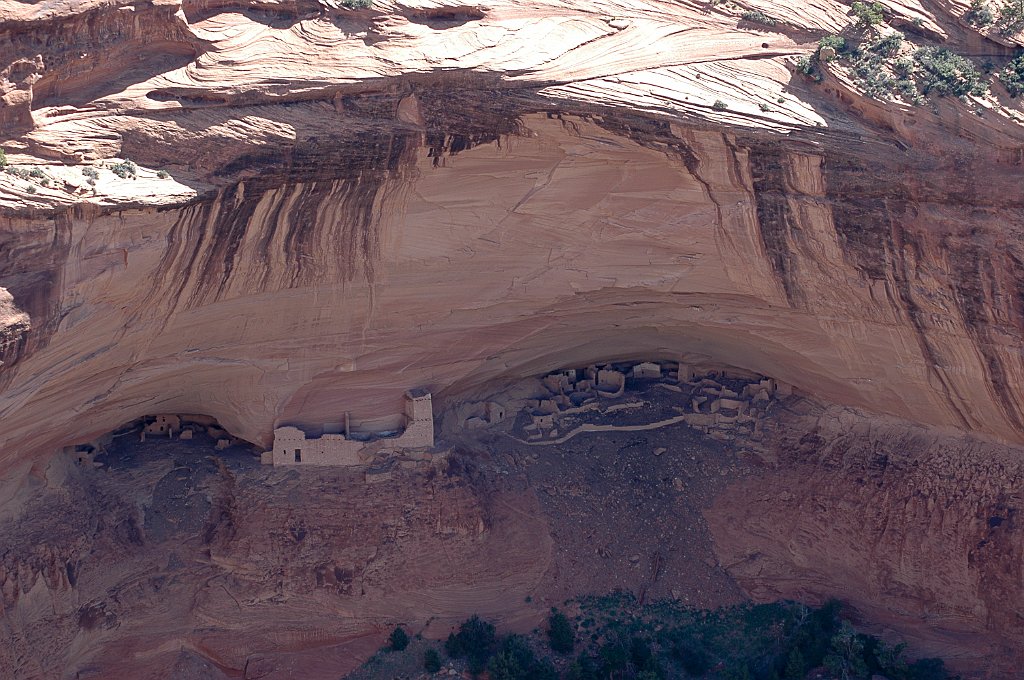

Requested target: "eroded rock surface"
[
  {"left": 707, "top": 400, "right": 1024, "bottom": 677},
  {"left": 0, "top": 415, "right": 750, "bottom": 679},
  {"left": 2, "top": 388, "right": 1022, "bottom": 678},
  {"left": 3, "top": 0, "right": 1024, "bottom": 677},
  {"left": 0, "top": 435, "right": 550, "bottom": 679},
  {"left": 2, "top": 0, "right": 1024, "bottom": 463}
]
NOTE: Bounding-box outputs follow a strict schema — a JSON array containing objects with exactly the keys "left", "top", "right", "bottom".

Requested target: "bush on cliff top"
[
  {"left": 388, "top": 625, "right": 409, "bottom": 651},
  {"left": 740, "top": 10, "right": 777, "bottom": 26},
  {"left": 914, "top": 47, "right": 987, "bottom": 98},
  {"left": 851, "top": 1, "right": 886, "bottom": 29},
  {"left": 997, "top": 0, "right": 1024, "bottom": 35},
  {"left": 1000, "top": 52, "right": 1024, "bottom": 95},
  {"left": 966, "top": 0, "right": 995, "bottom": 26},
  {"left": 110, "top": 159, "right": 137, "bottom": 179}
]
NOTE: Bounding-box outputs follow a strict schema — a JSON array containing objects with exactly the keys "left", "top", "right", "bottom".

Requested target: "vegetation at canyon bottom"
[{"left": 354, "top": 593, "right": 956, "bottom": 680}]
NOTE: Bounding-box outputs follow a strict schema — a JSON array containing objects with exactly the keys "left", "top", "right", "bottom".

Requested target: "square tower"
[
  {"left": 399, "top": 388, "right": 434, "bottom": 448},
  {"left": 405, "top": 388, "right": 433, "bottom": 423}
]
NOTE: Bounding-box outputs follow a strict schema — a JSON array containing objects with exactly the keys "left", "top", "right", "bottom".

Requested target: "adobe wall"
[{"left": 267, "top": 390, "right": 434, "bottom": 464}]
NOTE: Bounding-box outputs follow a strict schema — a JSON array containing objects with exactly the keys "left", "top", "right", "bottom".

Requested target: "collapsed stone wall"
[{"left": 473, "top": 360, "right": 789, "bottom": 444}]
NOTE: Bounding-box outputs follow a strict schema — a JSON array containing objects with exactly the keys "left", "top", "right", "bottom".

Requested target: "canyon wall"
[
  {"left": 3, "top": 106, "right": 1024, "bottom": 462},
  {"left": 2, "top": 0, "right": 1024, "bottom": 463},
  {"left": 3, "top": 0, "right": 1024, "bottom": 676},
  {"left": 708, "top": 403, "right": 1024, "bottom": 675},
  {"left": 3, "top": 0, "right": 1024, "bottom": 462}
]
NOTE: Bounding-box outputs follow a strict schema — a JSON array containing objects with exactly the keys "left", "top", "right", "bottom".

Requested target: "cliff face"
[
  {"left": 707, "top": 402, "right": 1024, "bottom": 676},
  {"left": 3, "top": 106, "right": 1024, "bottom": 459},
  {"left": 3, "top": 0, "right": 1024, "bottom": 458},
  {"left": 3, "top": 0, "right": 1024, "bottom": 676}
]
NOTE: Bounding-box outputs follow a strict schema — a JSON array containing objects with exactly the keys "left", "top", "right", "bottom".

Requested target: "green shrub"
[
  {"left": 741, "top": 10, "right": 777, "bottom": 25},
  {"left": 157, "top": 170, "right": 169, "bottom": 179},
  {"left": 851, "top": 1, "right": 885, "bottom": 29},
  {"left": 997, "top": 0, "right": 1024, "bottom": 35},
  {"left": 488, "top": 636, "right": 556, "bottom": 680},
  {"left": 681, "top": 646, "right": 711, "bottom": 675},
  {"left": 870, "top": 32, "right": 904, "bottom": 57},
  {"left": 547, "top": 609, "right": 575, "bottom": 654},
  {"left": 629, "top": 636, "right": 659, "bottom": 673},
  {"left": 966, "top": 0, "right": 995, "bottom": 26},
  {"left": 789, "top": 600, "right": 842, "bottom": 668},
  {"left": 81, "top": 166, "right": 99, "bottom": 180},
  {"left": 564, "top": 653, "right": 600, "bottom": 680},
  {"left": 818, "top": 34, "right": 847, "bottom": 58},
  {"left": 27, "top": 185, "right": 37, "bottom": 194},
  {"left": 850, "top": 51, "right": 897, "bottom": 99},
  {"left": 110, "top": 159, "right": 137, "bottom": 179},
  {"left": 28, "top": 167, "right": 44, "bottom": 178},
  {"left": 914, "top": 47, "right": 987, "bottom": 98},
  {"left": 0, "top": 149, "right": 6, "bottom": 168},
  {"left": 340, "top": 0, "right": 371, "bottom": 7},
  {"left": 1000, "top": 53, "right": 1024, "bottom": 95},
  {"left": 598, "top": 638, "right": 629, "bottom": 674},
  {"left": 712, "top": 99, "right": 729, "bottom": 110},
  {"left": 389, "top": 626, "right": 409, "bottom": 651},
  {"left": 423, "top": 648, "right": 442, "bottom": 672},
  {"left": 823, "top": 622, "right": 870, "bottom": 680},
  {"left": 896, "top": 78, "right": 923, "bottom": 102},
  {"left": 784, "top": 647, "right": 806, "bottom": 679},
  {"left": 445, "top": 615, "right": 496, "bottom": 673},
  {"left": 663, "top": 628, "right": 711, "bottom": 676},
  {"left": 796, "top": 55, "right": 822, "bottom": 81}
]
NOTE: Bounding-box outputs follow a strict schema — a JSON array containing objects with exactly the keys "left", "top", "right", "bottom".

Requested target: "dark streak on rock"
[
  {"left": 0, "top": 210, "right": 73, "bottom": 377},
  {"left": 823, "top": 151, "right": 975, "bottom": 430},
  {"left": 748, "top": 148, "right": 802, "bottom": 306},
  {"left": 950, "top": 241, "right": 1024, "bottom": 432}
]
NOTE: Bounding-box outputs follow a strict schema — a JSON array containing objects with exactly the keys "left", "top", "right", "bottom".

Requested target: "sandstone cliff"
[
  {"left": 3, "top": 0, "right": 1024, "bottom": 462},
  {"left": 3, "top": 0, "right": 1024, "bottom": 677}
]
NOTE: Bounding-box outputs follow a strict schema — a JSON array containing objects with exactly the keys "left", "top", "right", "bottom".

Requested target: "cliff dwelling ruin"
[
  {"left": 263, "top": 389, "right": 435, "bottom": 466},
  {"left": 462, "top": 360, "right": 793, "bottom": 446}
]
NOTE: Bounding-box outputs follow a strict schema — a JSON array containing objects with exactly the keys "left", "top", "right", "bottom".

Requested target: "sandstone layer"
[
  {"left": 707, "top": 400, "right": 1024, "bottom": 677},
  {"left": 0, "top": 415, "right": 744, "bottom": 679},
  {"left": 2, "top": 388, "right": 1022, "bottom": 679},
  {"left": 3, "top": 0, "right": 1024, "bottom": 678},
  {"left": 3, "top": 0, "right": 1024, "bottom": 465}
]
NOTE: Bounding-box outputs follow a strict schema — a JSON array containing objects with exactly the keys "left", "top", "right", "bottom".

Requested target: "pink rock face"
[
  {"left": 706, "top": 404, "right": 1024, "bottom": 678},
  {"left": 3, "top": 111, "right": 1024, "bottom": 462},
  {"left": 2, "top": 0, "right": 1024, "bottom": 461},
  {"left": 3, "top": 0, "right": 1024, "bottom": 677}
]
